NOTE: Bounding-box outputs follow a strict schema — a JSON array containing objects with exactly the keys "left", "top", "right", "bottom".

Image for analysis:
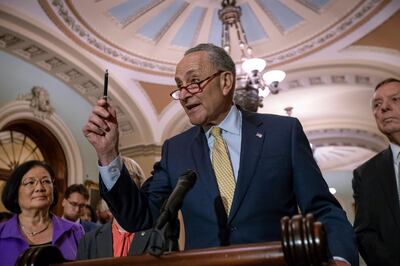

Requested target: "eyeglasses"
[
  {"left": 21, "top": 177, "right": 53, "bottom": 189},
  {"left": 170, "top": 71, "right": 224, "bottom": 100},
  {"left": 66, "top": 199, "right": 86, "bottom": 209}
]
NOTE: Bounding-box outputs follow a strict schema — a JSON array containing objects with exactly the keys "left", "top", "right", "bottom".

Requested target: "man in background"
[
  {"left": 62, "top": 184, "right": 99, "bottom": 233},
  {"left": 353, "top": 78, "right": 400, "bottom": 266},
  {"left": 77, "top": 157, "right": 150, "bottom": 259}
]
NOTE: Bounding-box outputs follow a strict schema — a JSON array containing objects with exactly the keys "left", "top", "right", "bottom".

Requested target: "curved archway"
[
  {"left": 0, "top": 101, "right": 83, "bottom": 178},
  {"left": 0, "top": 100, "right": 84, "bottom": 214}
]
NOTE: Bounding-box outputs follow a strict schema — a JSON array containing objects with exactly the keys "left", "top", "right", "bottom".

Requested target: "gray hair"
[
  {"left": 374, "top": 78, "right": 400, "bottom": 91},
  {"left": 184, "top": 43, "right": 236, "bottom": 78}
]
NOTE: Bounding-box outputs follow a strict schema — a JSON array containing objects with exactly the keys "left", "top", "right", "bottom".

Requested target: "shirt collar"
[
  {"left": 389, "top": 142, "right": 400, "bottom": 163},
  {"left": 206, "top": 105, "right": 241, "bottom": 137}
]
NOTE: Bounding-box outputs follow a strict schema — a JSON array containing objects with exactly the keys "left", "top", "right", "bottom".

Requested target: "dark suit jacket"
[
  {"left": 101, "top": 110, "right": 358, "bottom": 265},
  {"left": 76, "top": 220, "right": 151, "bottom": 260},
  {"left": 80, "top": 220, "right": 99, "bottom": 233},
  {"left": 353, "top": 147, "right": 400, "bottom": 266}
]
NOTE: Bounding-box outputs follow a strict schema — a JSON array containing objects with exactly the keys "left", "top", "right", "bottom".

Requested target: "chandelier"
[{"left": 218, "top": 0, "right": 286, "bottom": 112}]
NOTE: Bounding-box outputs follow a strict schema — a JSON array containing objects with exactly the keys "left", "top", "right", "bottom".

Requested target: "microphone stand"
[
  {"left": 147, "top": 205, "right": 180, "bottom": 256},
  {"left": 146, "top": 169, "right": 196, "bottom": 256}
]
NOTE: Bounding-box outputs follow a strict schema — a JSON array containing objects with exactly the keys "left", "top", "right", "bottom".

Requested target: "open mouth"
[{"left": 186, "top": 103, "right": 200, "bottom": 111}]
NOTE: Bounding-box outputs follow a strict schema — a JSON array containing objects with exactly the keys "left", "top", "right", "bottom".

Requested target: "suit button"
[{"left": 230, "top": 226, "right": 237, "bottom": 232}]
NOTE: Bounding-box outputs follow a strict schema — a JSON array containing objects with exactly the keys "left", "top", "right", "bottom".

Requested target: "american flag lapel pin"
[{"left": 256, "top": 132, "right": 263, "bottom": 138}]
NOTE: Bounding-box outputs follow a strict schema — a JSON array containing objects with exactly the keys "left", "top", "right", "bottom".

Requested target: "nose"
[
  {"left": 179, "top": 88, "right": 192, "bottom": 101},
  {"left": 380, "top": 100, "right": 392, "bottom": 112},
  {"left": 34, "top": 180, "right": 46, "bottom": 191}
]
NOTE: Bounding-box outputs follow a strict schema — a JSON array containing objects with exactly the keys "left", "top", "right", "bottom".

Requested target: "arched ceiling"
[
  {"left": 40, "top": 0, "right": 389, "bottom": 74},
  {"left": 1, "top": 0, "right": 400, "bottom": 172}
]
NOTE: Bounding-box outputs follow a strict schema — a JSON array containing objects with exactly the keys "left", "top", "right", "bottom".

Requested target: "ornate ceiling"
[
  {"left": 1, "top": 0, "right": 400, "bottom": 172},
  {"left": 40, "top": 0, "right": 387, "bottom": 74}
]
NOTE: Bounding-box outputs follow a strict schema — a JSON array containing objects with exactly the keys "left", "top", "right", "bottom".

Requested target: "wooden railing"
[{"left": 17, "top": 214, "right": 329, "bottom": 266}]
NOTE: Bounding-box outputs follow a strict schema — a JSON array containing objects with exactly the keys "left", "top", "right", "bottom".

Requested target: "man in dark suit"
[
  {"left": 76, "top": 157, "right": 149, "bottom": 260},
  {"left": 76, "top": 218, "right": 151, "bottom": 259},
  {"left": 83, "top": 43, "right": 357, "bottom": 265},
  {"left": 353, "top": 78, "right": 400, "bottom": 266}
]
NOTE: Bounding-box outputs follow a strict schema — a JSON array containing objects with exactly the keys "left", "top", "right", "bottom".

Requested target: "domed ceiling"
[
  {"left": 40, "top": 0, "right": 387, "bottom": 75},
  {"left": 1, "top": 0, "right": 399, "bottom": 173}
]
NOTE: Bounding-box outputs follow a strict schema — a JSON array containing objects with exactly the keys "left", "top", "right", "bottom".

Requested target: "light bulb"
[
  {"left": 247, "top": 47, "right": 252, "bottom": 55},
  {"left": 263, "top": 70, "right": 286, "bottom": 85},
  {"left": 241, "top": 58, "right": 266, "bottom": 74}
]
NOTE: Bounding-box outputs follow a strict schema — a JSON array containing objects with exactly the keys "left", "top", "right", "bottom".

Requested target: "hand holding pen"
[{"left": 83, "top": 68, "right": 119, "bottom": 165}]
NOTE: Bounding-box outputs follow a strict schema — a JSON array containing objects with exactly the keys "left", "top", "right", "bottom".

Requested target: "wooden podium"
[{"left": 17, "top": 214, "right": 330, "bottom": 266}]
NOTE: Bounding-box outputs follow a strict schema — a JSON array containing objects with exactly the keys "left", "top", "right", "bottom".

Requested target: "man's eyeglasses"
[
  {"left": 67, "top": 199, "right": 86, "bottom": 209},
  {"left": 170, "top": 71, "right": 223, "bottom": 100},
  {"left": 21, "top": 177, "right": 53, "bottom": 189}
]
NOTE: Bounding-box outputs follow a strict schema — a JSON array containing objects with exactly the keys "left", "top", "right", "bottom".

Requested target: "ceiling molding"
[
  {"left": 306, "top": 128, "right": 387, "bottom": 152},
  {"left": 0, "top": 7, "right": 157, "bottom": 144},
  {"left": 39, "top": 0, "right": 175, "bottom": 75},
  {"left": 35, "top": 0, "right": 390, "bottom": 75}
]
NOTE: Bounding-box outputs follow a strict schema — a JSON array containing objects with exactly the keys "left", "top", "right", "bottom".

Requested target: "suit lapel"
[
  {"left": 228, "top": 111, "right": 264, "bottom": 222},
  {"left": 190, "top": 127, "right": 220, "bottom": 201},
  {"left": 379, "top": 148, "right": 400, "bottom": 227},
  {"left": 97, "top": 221, "right": 113, "bottom": 257}
]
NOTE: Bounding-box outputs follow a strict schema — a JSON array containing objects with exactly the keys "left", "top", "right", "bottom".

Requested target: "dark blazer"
[
  {"left": 353, "top": 147, "right": 400, "bottom": 266},
  {"left": 76, "top": 220, "right": 151, "bottom": 260},
  {"left": 80, "top": 220, "right": 99, "bottom": 233},
  {"left": 101, "top": 110, "right": 358, "bottom": 265}
]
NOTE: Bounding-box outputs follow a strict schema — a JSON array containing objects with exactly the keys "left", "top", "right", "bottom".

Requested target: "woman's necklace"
[{"left": 20, "top": 221, "right": 50, "bottom": 237}]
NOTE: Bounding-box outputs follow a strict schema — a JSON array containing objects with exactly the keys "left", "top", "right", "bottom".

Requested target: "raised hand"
[{"left": 83, "top": 98, "right": 119, "bottom": 165}]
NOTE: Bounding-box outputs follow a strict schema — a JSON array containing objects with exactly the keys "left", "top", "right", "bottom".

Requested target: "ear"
[
  {"left": 62, "top": 198, "right": 67, "bottom": 208},
  {"left": 220, "top": 71, "right": 234, "bottom": 96}
]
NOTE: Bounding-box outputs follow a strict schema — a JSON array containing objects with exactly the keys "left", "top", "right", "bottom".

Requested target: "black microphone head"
[{"left": 155, "top": 170, "right": 197, "bottom": 230}]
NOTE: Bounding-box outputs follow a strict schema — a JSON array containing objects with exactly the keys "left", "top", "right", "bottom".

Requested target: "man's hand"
[{"left": 83, "top": 98, "right": 119, "bottom": 165}]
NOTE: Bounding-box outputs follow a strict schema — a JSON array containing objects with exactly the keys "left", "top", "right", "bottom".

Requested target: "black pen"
[{"left": 103, "top": 69, "right": 108, "bottom": 101}]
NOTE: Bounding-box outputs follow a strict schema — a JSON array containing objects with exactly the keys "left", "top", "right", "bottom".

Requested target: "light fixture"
[{"left": 218, "top": 0, "right": 286, "bottom": 112}]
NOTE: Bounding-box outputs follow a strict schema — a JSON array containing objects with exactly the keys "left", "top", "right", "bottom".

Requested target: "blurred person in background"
[
  {"left": 76, "top": 157, "right": 149, "bottom": 259},
  {"left": 62, "top": 184, "right": 99, "bottom": 233},
  {"left": 0, "top": 160, "right": 84, "bottom": 265},
  {"left": 81, "top": 204, "right": 97, "bottom": 223}
]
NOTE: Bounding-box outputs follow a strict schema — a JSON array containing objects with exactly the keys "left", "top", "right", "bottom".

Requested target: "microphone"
[{"left": 155, "top": 170, "right": 197, "bottom": 230}]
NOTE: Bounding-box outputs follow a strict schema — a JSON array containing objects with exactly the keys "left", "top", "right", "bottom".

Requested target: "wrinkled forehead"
[
  {"left": 175, "top": 51, "right": 213, "bottom": 80},
  {"left": 373, "top": 81, "right": 400, "bottom": 99}
]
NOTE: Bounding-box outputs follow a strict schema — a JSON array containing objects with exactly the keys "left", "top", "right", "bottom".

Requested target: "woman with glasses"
[{"left": 0, "top": 160, "right": 84, "bottom": 266}]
